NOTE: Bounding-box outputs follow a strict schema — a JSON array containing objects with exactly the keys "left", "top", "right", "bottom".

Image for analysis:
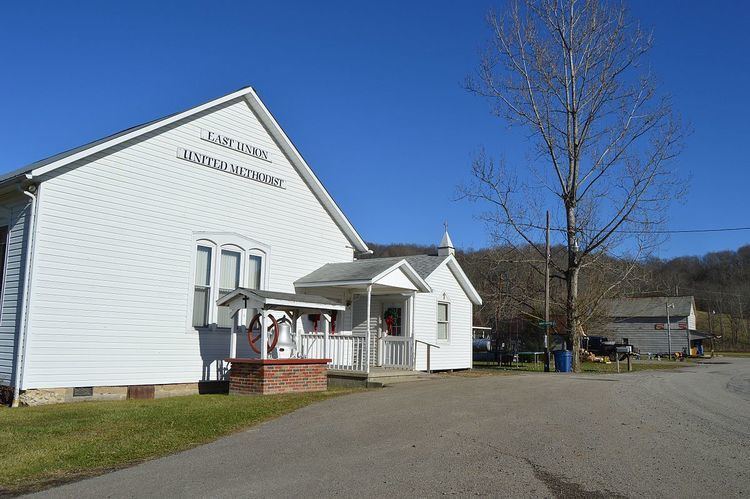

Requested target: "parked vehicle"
[{"left": 581, "top": 335, "right": 638, "bottom": 361}]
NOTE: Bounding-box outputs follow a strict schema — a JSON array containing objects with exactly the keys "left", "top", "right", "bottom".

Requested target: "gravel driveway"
[{"left": 31, "top": 358, "right": 750, "bottom": 498}]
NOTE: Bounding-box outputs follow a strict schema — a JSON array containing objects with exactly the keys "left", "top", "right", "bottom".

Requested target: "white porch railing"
[
  {"left": 299, "top": 333, "right": 367, "bottom": 372},
  {"left": 382, "top": 336, "right": 413, "bottom": 369}
]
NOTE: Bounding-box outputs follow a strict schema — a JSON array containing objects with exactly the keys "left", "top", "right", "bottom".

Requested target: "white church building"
[{"left": 0, "top": 87, "right": 481, "bottom": 405}]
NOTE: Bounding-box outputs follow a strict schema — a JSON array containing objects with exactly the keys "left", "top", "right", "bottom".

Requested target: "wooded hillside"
[{"left": 365, "top": 243, "right": 750, "bottom": 351}]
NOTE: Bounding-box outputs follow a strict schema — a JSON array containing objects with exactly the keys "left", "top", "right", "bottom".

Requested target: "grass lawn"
[
  {"left": 715, "top": 351, "right": 750, "bottom": 358},
  {"left": 472, "top": 359, "right": 692, "bottom": 375},
  {"left": 0, "top": 388, "right": 360, "bottom": 495}
]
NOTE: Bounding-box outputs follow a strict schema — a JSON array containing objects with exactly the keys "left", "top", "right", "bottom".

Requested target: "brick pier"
[{"left": 225, "top": 358, "right": 330, "bottom": 395}]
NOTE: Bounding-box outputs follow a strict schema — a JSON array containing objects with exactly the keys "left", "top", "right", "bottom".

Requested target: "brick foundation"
[{"left": 226, "top": 358, "right": 330, "bottom": 395}]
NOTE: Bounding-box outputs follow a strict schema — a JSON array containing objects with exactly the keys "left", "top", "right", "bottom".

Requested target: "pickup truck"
[{"left": 581, "top": 335, "right": 637, "bottom": 361}]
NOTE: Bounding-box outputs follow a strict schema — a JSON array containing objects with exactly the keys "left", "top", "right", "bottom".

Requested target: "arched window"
[{"left": 189, "top": 233, "right": 269, "bottom": 331}]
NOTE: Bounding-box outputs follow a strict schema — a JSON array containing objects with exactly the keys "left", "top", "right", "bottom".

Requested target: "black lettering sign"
[
  {"left": 176, "top": 148, "right": 285, "bottom": 189},
  {"left": 201, "top": 129, "right": 271, "bottom": 163}
]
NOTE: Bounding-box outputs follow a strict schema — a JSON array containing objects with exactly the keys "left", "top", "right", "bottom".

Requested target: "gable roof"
[
  {"left": 295, "top": 255, "right": 446, "bottom": 283},
  {"left": 296, "top": 253, "right": 482, "bottom": 305},
  {"left": 604, "top": 296, "right": 695, "bottom": 318},
  {"left": 0, "top": 86, "right": 368, "bottom": 253},
  {"left": 296, "top": 258, "right": 408, "bottom": 283},
  {"left": 295, "top": 258, "right": 431, "bottom": 292}
]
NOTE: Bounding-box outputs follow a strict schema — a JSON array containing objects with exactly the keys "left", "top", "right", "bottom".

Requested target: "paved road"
[{"left": 33, "top": 358, "right": 750, "bottom": 498}]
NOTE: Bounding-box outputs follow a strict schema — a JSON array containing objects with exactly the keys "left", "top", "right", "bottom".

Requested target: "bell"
[{"left": 275, "top": 321, "right": 296, "bottom": 359}]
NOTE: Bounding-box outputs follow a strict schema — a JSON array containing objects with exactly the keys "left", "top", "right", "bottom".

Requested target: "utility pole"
[
  {"left": 666, "top": 302, "right": 673, "bottom": 358},
  {"left": 708, "top": 309, "right": 715, "bottom": 357},
  {"left": 544, "top": 210, "right": 551, "bottom": 372}
]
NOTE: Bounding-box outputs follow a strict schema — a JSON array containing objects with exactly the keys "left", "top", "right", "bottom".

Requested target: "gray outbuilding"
[{"left": 601, "top": 296, "right": 713, "bottom": 356}]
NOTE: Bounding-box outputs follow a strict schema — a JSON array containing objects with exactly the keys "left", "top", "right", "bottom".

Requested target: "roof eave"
[
  {"left": 216, "top": 288, "right": 345, "bottom": 311},
  {"left": 444, "top": 256, "right": 483, "bottom": 305},
  {"left": 294, "top": 279, "right": 374, "bottom": 288},
  {"left": 1, "top": 86, "right": 369, "bottom": 254},
  {"left": 28, "top": 87, "right": 254, "bottom": 179},
  {"left": 243, "top": 89, "right": 369, "bottom": 253},
  {"left": 371, "top": 260, "right": 431, "bottom": 293}
]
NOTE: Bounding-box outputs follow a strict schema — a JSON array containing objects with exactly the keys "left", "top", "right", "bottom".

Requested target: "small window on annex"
[{"left": 437, "top": 302, "right": 450, "bottom": 341}]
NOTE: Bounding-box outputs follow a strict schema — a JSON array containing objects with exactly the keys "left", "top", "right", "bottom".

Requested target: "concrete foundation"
[{"left": 12, "top": 381, "right": 229, "bottom": 406}]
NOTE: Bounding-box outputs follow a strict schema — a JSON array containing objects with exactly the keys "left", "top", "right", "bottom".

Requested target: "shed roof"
[
  {"left": 216, "top": 288, "right": 345, "bottom": 312},
  {"left": 604, "top": 296, "right": 695, "bottom": 318}
]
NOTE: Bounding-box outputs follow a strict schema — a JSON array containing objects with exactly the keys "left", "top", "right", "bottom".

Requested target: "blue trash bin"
[{"left": 553, "top": 350, "right": 572, "bottom": 372}]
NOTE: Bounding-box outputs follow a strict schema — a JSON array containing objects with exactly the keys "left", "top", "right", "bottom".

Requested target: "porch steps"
[{"left": 327, "top": 368, "right": 435, "bottom": 388}]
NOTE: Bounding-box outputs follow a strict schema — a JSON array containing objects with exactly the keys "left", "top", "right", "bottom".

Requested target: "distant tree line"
[{"left": 365, "top": 242, "right": 750, "bottom": 351}]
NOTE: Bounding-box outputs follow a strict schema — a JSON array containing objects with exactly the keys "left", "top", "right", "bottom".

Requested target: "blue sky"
[{"left": 1, "top": 1, "right": 748, "bottom": 258}]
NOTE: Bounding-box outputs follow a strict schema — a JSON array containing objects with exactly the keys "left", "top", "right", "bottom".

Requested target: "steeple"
[{"left": 438, "top": 222, "right": 455, "bottom": 257}]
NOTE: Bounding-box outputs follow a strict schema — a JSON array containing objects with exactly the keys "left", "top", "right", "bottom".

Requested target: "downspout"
[{"left": 11, "top": 180, "right": 39, "bottom": 407}]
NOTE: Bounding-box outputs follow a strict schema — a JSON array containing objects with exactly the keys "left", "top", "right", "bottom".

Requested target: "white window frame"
[
  {"left": 217, "top": 245, "right": 244, "bottom": 329},
  {"left": 187, "top": 232, "right": 270, "bottom": 333},
  {"left": 193, "top": 242, "right": 215, "bottom": 328},
  {"left": 437, "top": 301, "right": 450, "bottom": 343}
]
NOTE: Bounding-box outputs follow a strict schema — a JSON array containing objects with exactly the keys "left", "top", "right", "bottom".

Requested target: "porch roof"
[
  {"left": 217, "top": 288, "right": 346, "bottom": 315},
  {"left": 689, "top": 329, "right": 719, "bottom": 340},
  {"left": 294, "top": 258, "right": 431, "bottom": 292}
]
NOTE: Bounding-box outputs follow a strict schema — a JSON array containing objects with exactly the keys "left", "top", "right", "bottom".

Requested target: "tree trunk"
[
  {"left": 566, "top": 204, "right": 582, "bottom": 372},
  {"left": 567, "top": 264, "right": 581, "bottom": 371}
]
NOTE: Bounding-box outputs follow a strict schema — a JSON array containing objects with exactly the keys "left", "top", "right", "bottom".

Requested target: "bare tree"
[{"left": 462, "top": 0, "right": 684, "bottom": 371}]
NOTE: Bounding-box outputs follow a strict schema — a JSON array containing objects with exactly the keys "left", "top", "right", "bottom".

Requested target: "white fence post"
[
  {"left": 365, "top": 285, "right": 372, "bottom": 374},
  {"left": 409, "top": 293, "right": 416, "bottom": 369},
  {"left": 260, "top": 309, "right": 268, "bottom": 360},
  {"left": 323, "top": 313, "right": 330, "bottom": 360}
]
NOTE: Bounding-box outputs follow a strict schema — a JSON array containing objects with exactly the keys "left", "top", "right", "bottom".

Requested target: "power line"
[
  {"left": 677, "top": 286, "right": 750, "bottom": 300},
  {"left": 640, "top": 227, "right": 750, "bottom": 234},
  {"left": 502, "top": 221, "right": 750, "bottom": 235}
]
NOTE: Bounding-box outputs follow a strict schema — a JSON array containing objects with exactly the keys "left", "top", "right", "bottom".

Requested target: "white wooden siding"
[
  {"left": 22, "top": 97, "right": 355, "bottom": 389},
  {"left": 413, "top": 262, "right": 472, "bottom": 371},
  {"left": 351, "top": 294, "right": 380, "bottom": 365},
  {"left": 0, "top": 193, "right": 29, "bottom": 386}
]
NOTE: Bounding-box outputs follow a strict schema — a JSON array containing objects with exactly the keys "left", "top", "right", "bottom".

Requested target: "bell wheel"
[{"left": 247, "top": 313, "right": 280, "bottom": 354}]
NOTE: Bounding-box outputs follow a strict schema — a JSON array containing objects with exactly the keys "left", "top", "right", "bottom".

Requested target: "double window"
[
  {"left": 437, "top": 302, "right": 450, "bottom": 341},
  {"left": 191, "top": 237, "right": 266, "bottom": 329}
]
